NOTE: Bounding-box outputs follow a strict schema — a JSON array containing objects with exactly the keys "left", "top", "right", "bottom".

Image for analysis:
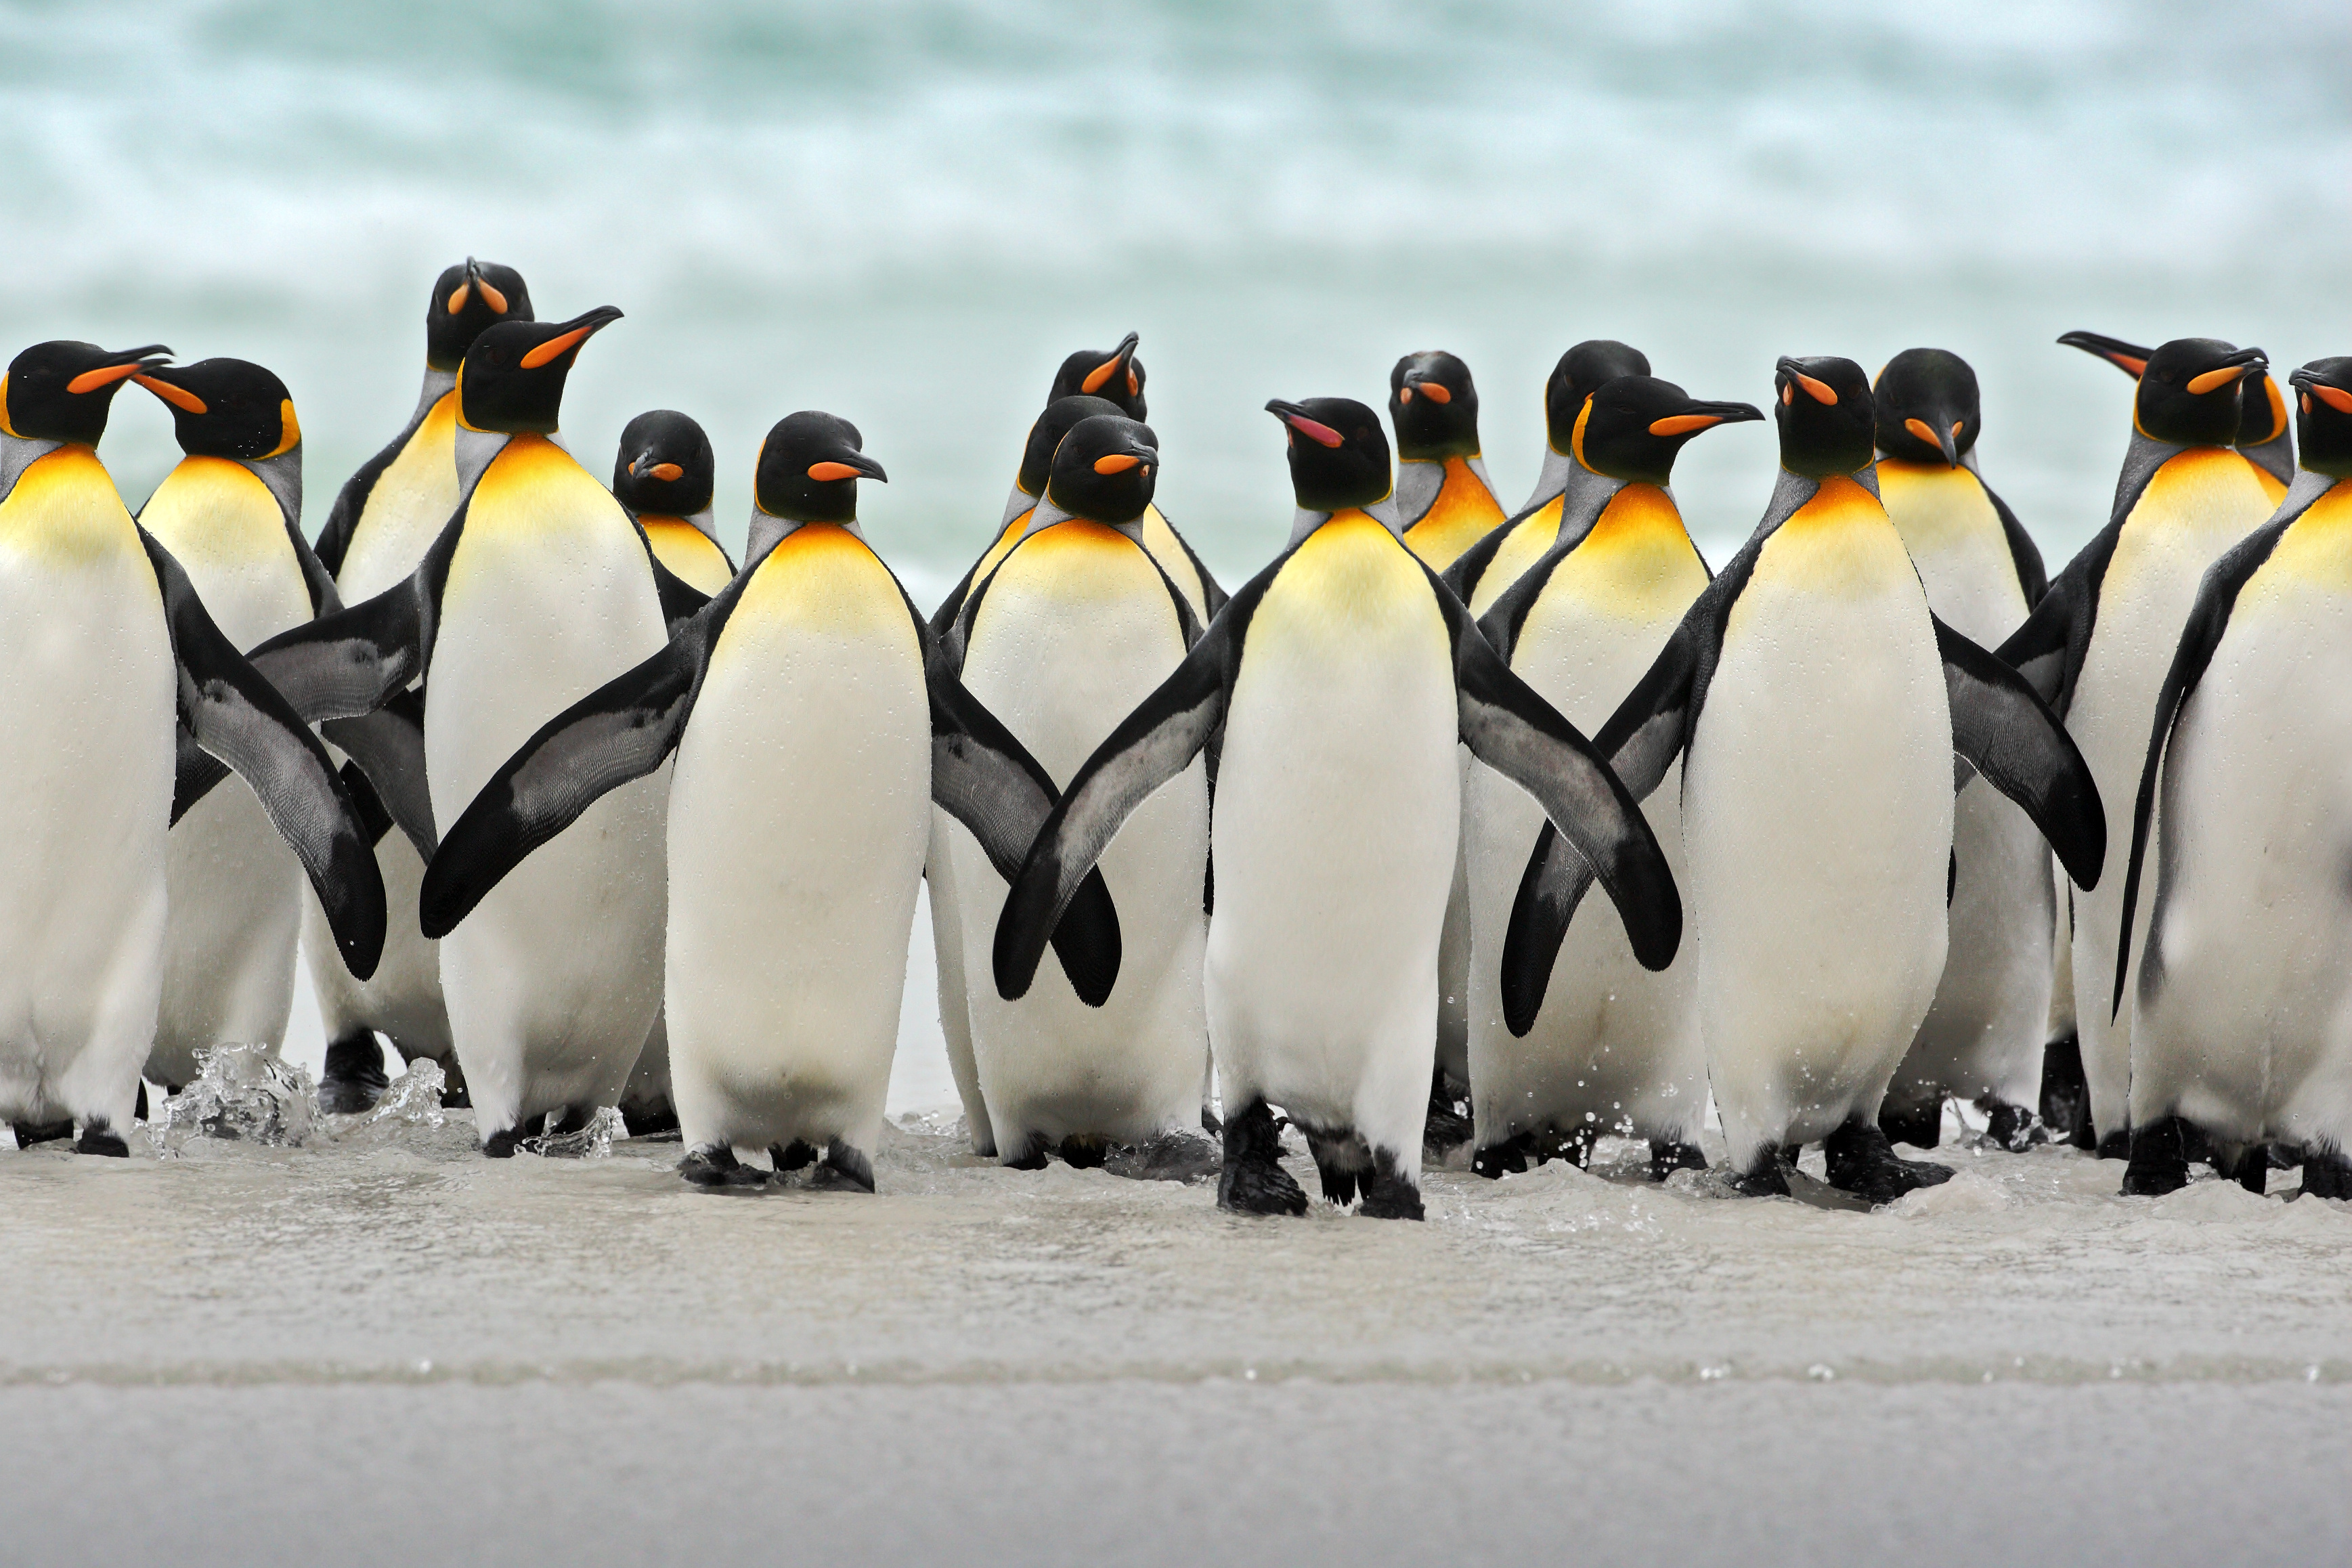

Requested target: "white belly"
[
  {"left": 1206, "top": 518, "right": 1458, "bottom": 1164},
  {"left": 1682, "top": 494, "right": 1953, "bottom": 1169},
  {"left": 1466, "top": 586, "right": 1704, "bottom": 1150},
  {"left": 0, "top": 452, "right": 173, "bottom": 1129},
  {"left": 139, "top": 460, "right": 316, "bottom": 1083},
  {"left": 2066, "top": 449, "right": 2276, "bottom": 1136},
  {"left": 427, "top": 441, "right": 672, "bottom": 1132},
  {"left": 1879, "top": 463, "right": 2051, "bottom": 1108},
  {"left": 666, "top": 546, "right": 929, "bottom": 1159},
  {"left": 2134, "top": 562, "right": 2352, "bottom": 1146},
  {"left": 949, "top": 524, "right": 1208, "bottom": 1153}
]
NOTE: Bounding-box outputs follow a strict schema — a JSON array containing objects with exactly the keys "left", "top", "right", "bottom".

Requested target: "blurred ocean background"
[{"left": 3, "top": 0, "right": 2347, "bottom": 1095}]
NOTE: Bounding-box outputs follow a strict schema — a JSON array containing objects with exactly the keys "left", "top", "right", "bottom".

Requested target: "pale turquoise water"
[{"left": 4, "top": 0, "right": 2347, "bottom": 590}]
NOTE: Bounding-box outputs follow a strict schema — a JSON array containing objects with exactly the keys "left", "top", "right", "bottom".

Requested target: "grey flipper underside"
[
  {"left": 2110, "top": 473, "right": 2334, "bottom": 1018},
  {"left": 1934, "top": 612, "right": 2105, "bottom": 890},
  {"left": 169, "top": 690, "right": 436, "bottom": 859},
  {"left": 139, "top": 527, "right": 387, "bottom": 979}
]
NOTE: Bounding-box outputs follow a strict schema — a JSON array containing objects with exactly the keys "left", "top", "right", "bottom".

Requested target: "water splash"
[
  {"left": 153, "top": 1043, "right": 315, "bottom": 1152},
  {"left": 534, "top": 1108, "right": 624, "bottom": 1160}
]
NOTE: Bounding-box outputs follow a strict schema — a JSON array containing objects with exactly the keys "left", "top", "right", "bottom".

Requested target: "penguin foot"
[
  {"left": 810, "top": 1144, "right": 875, "bottom": 1194},
  {"left": 2119, "top": 1117, "right": 2191, "bottom": 1196},
  {"left": 770, "top": 1139, "right": 819, "bottom": 1173},
  {"left": 2300, "top": 1148, "right": 2352, "bottom": 1200},
  {"left": 2213, "top": 1142, "right": 2265, "bottom": 1196},
  {"left": 1420, "top": 1068, "right": 1475, "bottom": 1160},
  {"left": 621, "top": 1099, "right": 682, "bottom": 1141},
  {"left": 74, "top": 1119, "right": 130, "bottom": 1158},
  {"left": 1303, "top": 1127, "right": 1369, "bottom": 1207},
  {"left": 481, "top": 1124, "right": 529, "bottom": 1159},
  {"left": 679, "top": 1144, "right": 771, "bottom": 1189},
  {"left": 1877, "top": 1095, "right": 1944, "bottom": 1150},
  {"left": 2095, "top": 1128, "right": 2133, "bottom": 1161},
  {"left": 1648, "top": 1139, "right": 1707, "bottom": 1181},
  {"left": 1823, "top": 1120, "right": 1953, "bottom": 1206},
  {"left": 12, "top": 1119, "right": 75, "bottom": 1148},
  {"left": 1977, "top": 1097, "right": 2045, "bottom": 1152},
  {"left": 1059, "top": 1135, "right": 1110, "bottom": 1170},
  {"left": 2177, "top": 1121, "right": 2216, "bottom": 1169},
  {"left": 1726, "top": 1152, "right": 1791, "bottom": 1198},
  {"left": 1217, "top": 1099, "right": 1308, "bottom": 1217},
  {"left": 1357, "top": 1148, "right": 1423, "bottom": 1221},
  {"left": 318, "top": 1032, "right": 390, "bottom": 1115},
  {"left": 1104, "top": 1131, "right": 1220, "bottom": 1183},
  {"left": 1471, "top": 1133, "right": 1533, "bottom": 1181},
  {"left": 1001, "top": 1133, "right": 1051, "bottom": 1171},
  {"left": 2039, "top": 1032, "right": 2094, "bottom": 1150}
]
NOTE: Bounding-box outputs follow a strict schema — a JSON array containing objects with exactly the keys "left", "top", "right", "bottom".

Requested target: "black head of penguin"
[
  {"left": 754, "top": 411, "right": 886, "bottom": 523},
  {"left": 1388, "top": 350, "right": 1481, "bottom": 462},
  {"left": 1772, "top": 355, "right": 1876, "bottom": 478},
  {"left": 2238, "top": 364, "right": 2292, "bottom": 450},
  {"left": 1872, "top": 348, "right": 1980, "bottom": 467},
  {"left": 2290, "top": 358, "right": 2352, "bottom": 477},
  {"left": 612, "top": 410, "right": 715, "bottom": 517},
  {"left": 1267, "top": 397, "right": 1390, "bottom": 512},
  {"left": 426, "top": 258, "right": 533, "bottom": 373},
  {"left": 2060, "top": 332, "right": 2265, "bottom": 447},
  {"left": 456, "top": 306, "right": 622, "bottom": 435},
  {"left": 1048, "top": 333, "right": 1146, "bottom": 420},
  {"left": 1575, "top": 376, "right": 1763, "bottom": 486},
  {"left": 1544, "top": 340, "right": 1651, "bottom": 455},
  {"left": 131, "top": 358, "right": 301, "bottom": 461},
  {"left": 1016, "top": 394, "right": 1128, "bottom": 500},
  {"left": 1043, "top": 414, "right": 1158, "bottom": 525},
  {"left": 2, "top": 341, "right": 173, "bottom": 445}
]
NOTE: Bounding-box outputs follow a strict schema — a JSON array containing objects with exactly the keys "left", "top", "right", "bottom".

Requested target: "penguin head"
[
  {"left": 1544, "top": 340, "right": 1651, "bottom": 454},
  {"left": 131, "top": 358, "right": 301, "bottom": 461},
  {"left": 1871, "top": 348, "right": 1980, "bottom": 467},
  {"left": 2238, "top": 364, "right": 2292, "bottom": 449},
  {"left": 1048, "top": 333, "right": 1147, "bottom": 420},
  {"left": 1388, "top": 350, "right": 1481, "bottom": 462},
  {"left": 455, "top": 306, "right": 622, "bottom": 435},
  {"left": 1016, "top": 395, "right": 1127, "bottom": 500},
  {"left": 612, "top": 410, "right": 715, "bottom": 517},
  {"left": 1267, "top": 397, "right": 1391, "bottom": 512},
  {"left": 1575, "top": 376, "right": 1762, "bottom": 486},
  {"left": 2290, "top": 359, "right": 2352, "bottom": 478},
  {"left": 2060, "top": 332, "right": 2265, "bottom": 446},
  {"left": 1, "top": 341, "right": 173, "bottom": 445},
  {"left": 1772, "top": 356, "right": 1877, "bottom": 478},
  {"left": 426, "top": 258, "right": 533, "bottom": 372},
  {"left": 753, "top": 411, "right": 886, "bottom": 523},
  {"left": 1043, "top": 414, "right": 1158, "bottom": 525}
]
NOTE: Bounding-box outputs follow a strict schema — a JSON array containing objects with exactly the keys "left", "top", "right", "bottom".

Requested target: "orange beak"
[
  {"left": 66, "top": 361, "right": 149, "bottom": 396},
  {"left": 134, "top": 374, "right": 206, "bottom": 414}
]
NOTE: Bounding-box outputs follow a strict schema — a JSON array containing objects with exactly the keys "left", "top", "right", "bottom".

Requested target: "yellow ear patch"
[{"left": 265, "top": 399, "right": 301, "bottom": 457}]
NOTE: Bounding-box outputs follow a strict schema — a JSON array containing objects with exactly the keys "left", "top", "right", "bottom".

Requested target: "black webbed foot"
[
  {"left": 1001, "top": 1133, "right": 1050, "bottom": 1171},
  {"left": 1217, "top": 1098, "right": 1307, "bottom": 1217},
  {"left": 481, "top": 1122, "right": 531, "bottom": 1159},
  {"left": 770, "top": 1139, "right": 819, "bottom": 1172},
  {"left": 810, "top": 1143, "right": 875, "bottom": 1194},
  {"left": 2300, "top": 1147, "right": 2352, "bottom": 1200},
  {"left": 679, "top": 1143, "right": 770, "bottom": 1188},
  {"left": 1305, "top": 1131, "right": 1363, "bottom": 1207},
  {"left": 318, "top": 1031, "right": 390, "bottom": 1115},
  {"left": 1471, "top": 1133, "right": 1533, "bottom": 1181},
  {"left": 2119, "top": 1116, "right": 2190, "bottom": 1196},
  {"left": 1823, "top": 1119, "right": 1953, "bottom": 1205},
  {"left": 1357, "top": 1148, "right": 1423, "bottom": 1221},
  {"left": 13, "top": 1119, "right": 74, "bottom": 1148},
  {"left": 1648, "top": 1139, "right": 1706, "bottom": 1181},
  {"left": 1060, "top": 1135, "right": 1109, "bottom": 1170},
  {"left": 1878, "top": 1095, "right": 1944, "bottom": 1150},
  {"left": 1978, "top": 1097, "right": 2045, "bottom": 1152},
  {"left": 1727, "top": 1150, "right": 1791, "bottom": 1197},
  {"left": 74, "top": 1119, "right": 129, "bottom": 1157}
]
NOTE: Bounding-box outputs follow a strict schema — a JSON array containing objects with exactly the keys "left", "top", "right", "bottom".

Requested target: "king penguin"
[
  {"left": 1445, "top": 339, "right": 1651, "bottom": 617},
  {"left": 0, "top": 340, "right": 385, "bottom": 1152},
  {"left": 1388, "top": 349, "right": 1510, "bottom": 1158},
  {"left": 306, "top": 257, "right": 533, "bottom": 1114},
  {"left": 1869, "top": 349, "right": 2057, "bottom": 1152},
  {"left": 1462, "top": 375, "right": 1761, "bottom": 1180},
  {"left": 131, "top": 357, "right": 341, "bottom": 1093},
  {"left": 614, "top": 408, "right": 734, "bottom": 594},
  {"left": 2062, "top": 332, "right": 2297, "bottom": 504},
  {"left": 944, "top": 413, "right": 1214, "bottom": 1169},
  {"left": 418, "top": 412, "right": 1117, "bottom": 1190},
  {"left": 993, "top": 396, "right": 1682, "bottom": 1219},
  {"left": 249, "top": 306, "right": 695, "bottom": 1156},
  {"left": 2108, "top": 357, "right": 2352, "bottom": 1198},
  {"left": 1997, "top": 334, "right": 2281, "bottom": 1156},
  {"left": 1521, "top": 355, "right": 2105, "bottom": 1202}
]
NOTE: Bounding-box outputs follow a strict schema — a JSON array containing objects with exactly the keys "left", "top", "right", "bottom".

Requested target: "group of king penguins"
[{"left": 5, "top": 255, "right": 2349, "bottom": 1218}]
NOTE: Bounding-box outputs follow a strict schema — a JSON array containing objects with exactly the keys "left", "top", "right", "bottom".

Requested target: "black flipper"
[
  {"left": 643, "top": 533, "right": 713, "bottom": 633},
  {"left": 320, "top": 689, "right": 437, "bottom": 858},
  {"left": 2110, "top": 489, "right": 2323, "bottom": 1018},
  {"left": 1992, "top": 523, "right": 2119, "bottom": 717},
  {"left": 139, "top": 528, "right": 387, "bottom": 979},
  {"left": 1433, "top": 563, "right": 1681, "bottom": 974},
  {"left": 245, "top": 505, "right": 463, "bottom": 724},
  {"left": 990, "top": 571, "right": 1267, "bottom": 1003},
  {"left": 313, "top": 395, "right": 439, "bottom": 578},
  {"left": 1982, "top": 480, "right": 2048, "bottom": 606},
  {"left": 419, "top": 574, "right": 745, "bottom": 939},
  {"left": 1934, "top": 613, "right": 2106, "bottom": 890}
]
